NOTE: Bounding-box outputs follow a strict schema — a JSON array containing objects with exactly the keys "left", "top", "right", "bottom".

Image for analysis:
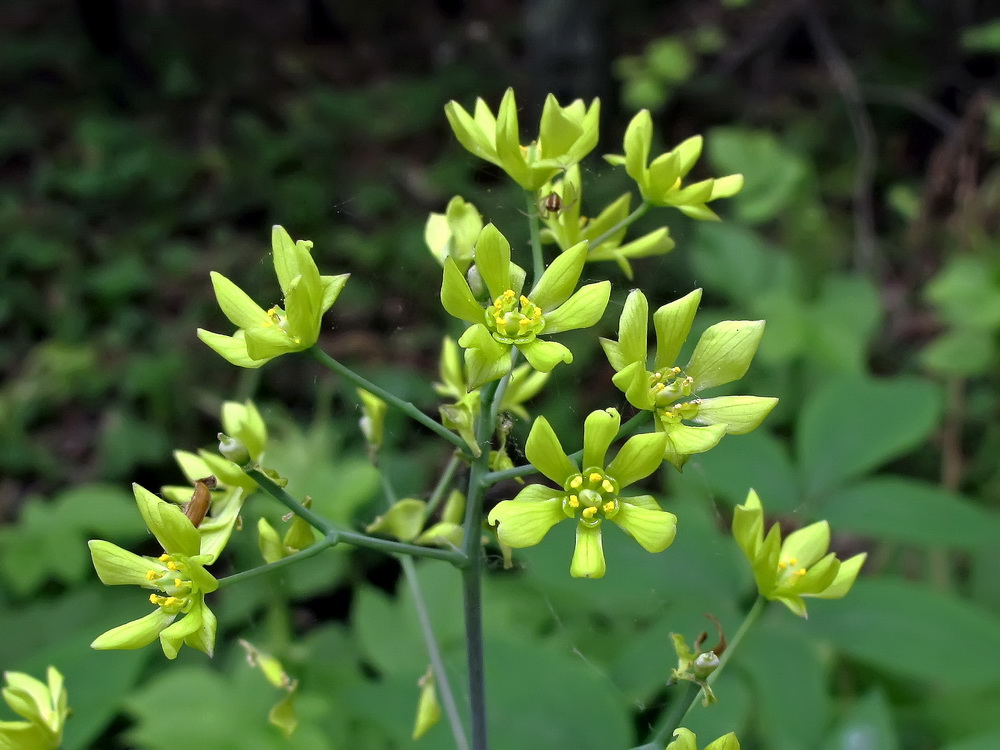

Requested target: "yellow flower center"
[
  {"left": 776, "top": 556, "right": 808, "bottom": 587},
  {"left": 264, "top": 305, "right": 301, "bottom": 344},
  {"left": 146, "top": 553, "right": 195, "bottom": 614},
  {"left": 485, "top": 289, "right": 545, "bottom": 345},
  {"left": 656, "top": 398, "right": 702, "bottom": 428},
  {"left": 561, "top": 468, "right": 621, "bottom": 527}
]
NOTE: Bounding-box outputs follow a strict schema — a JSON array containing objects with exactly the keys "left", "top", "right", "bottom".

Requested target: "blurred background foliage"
[{"left": 1, "top": 0, "right": 999, "bottom": 748}]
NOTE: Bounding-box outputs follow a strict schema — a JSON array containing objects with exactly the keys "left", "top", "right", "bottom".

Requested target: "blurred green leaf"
[
  {"left": 818, "top": 477, "right": 1000, "bottom": 549},
  {"left": 739, "top": 616, "right": 830, "bottom": 750},
  {"left": 809, "top": 579, "right": 1000, "bottom": 689},
  {"left": 707, "top": 128, "right": 810, "bottom": 224},
  {"left": 822, "top": 689, "right": 898, "bottom": 750},
  {"left": 797, "top": 377, "right": 943, "bottom": 498}
]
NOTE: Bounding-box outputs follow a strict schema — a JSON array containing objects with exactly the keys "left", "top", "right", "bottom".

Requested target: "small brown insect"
[
  {"left": 540, "top": 191, "right": 562, "bottom": 217},
  {"left": 184, "top": 476, "right": 217, "bottom": 528}
]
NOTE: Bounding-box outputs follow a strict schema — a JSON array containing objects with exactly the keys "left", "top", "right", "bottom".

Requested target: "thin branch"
[{"left": 308, "top": 346, "right": 467, "bottom": 451}]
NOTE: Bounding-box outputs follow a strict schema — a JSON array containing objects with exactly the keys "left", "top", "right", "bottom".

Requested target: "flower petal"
[
  {"left": 91, "top": 609, "right": 173, "bottom": 651},
  {"left": 133, "top": 483, "right": 201, "bottom": 556},
  {"left": 606, "top": 432, "right": 668, "bottom": 488},
  {"left": 686, "top": 320, "right": 765, "bottom": 391},
  {"left": 694, "top": 396, "right": 778, "bottom": 435},
  {"left": 529, "top": 241, "right": 587, "bottom": 311},
  {"left": 542, "top": 281, "right": 611, "bottom": 334},
  {"left": 652, "top": 289, "right": 702, "bottom": 371},
  {"left": 197, "top": 329, "right": 271, "bottom": 369},
  {"left": 459, "top": 324, "right": 512, "bottom": 388},
  {"left": 616, "top": 289, "right": 650, "bottom": 370},
  {"left": 611, "top": 502, "right": 677, "bottom": 553},
  {"left": 583, "top": 408, "right": 620, "bottom": 469},
  {"left": 518, "top": 339, "right": 572, "bottom": 372},
  {"left": 525, "top": 416, "right": 578, "bottom": 484},
  {"left": 444, "top": 100, "right": 499, "bottom": 165},
  {"left": 662, "top": 423, "right": 727, "bottom": 470},
  {"left": 813, "top": 553, "right": 866, "bottom": 600},
  {"left": 622, "top": 110, "right": 652, "bottom": 184},
  {"left": 89, "top": 540, "right": 158, "bottom": 587},
  {"left": 442, "top": 258, "right": 487, "bottom": 324},
  {"left": 611, "top": 360, "right": 654, "bottom": 410},
  {"left": 244, "top": 325, "right": 296, "bottom": 360},
  {"left": 780, "top": 521, "right": 830, "bottom": 569},
  {"left": 570, "top": 523, "right": 606, "bottom": 578},
  {"left": 487, "top": 497, "right": 565, "bottom": 548},
  {"left": 666, "top": 728, "right": 698, "bottom": 750},
  {"left": 732, "top": 489, "right": 765, "bottom": 562},
  {"left": 474, "top": 224, "right": 513, "bottom": 300},
  {"left": 209, "top": 272, "right": 270, "bottom": 330}
]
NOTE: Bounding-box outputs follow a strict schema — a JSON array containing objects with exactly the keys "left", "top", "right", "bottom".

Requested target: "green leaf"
[
  {"left": 818, "top": 477, "right": 1000, "bottom": 550},
  {"left": 821, "top": 689, "right": 898, "bottom": 750},
  {"left": 808, "top": 578, "right": 1000, "bottom": 689},
  {"left": 740, "top": 618, "right": 830, "bottom": 750},
  {"left": 706, "top": 127, "right": 810, "bottom": 223},
  {"left": 797, "top": 376, "right": 943, "bottom": 498}
]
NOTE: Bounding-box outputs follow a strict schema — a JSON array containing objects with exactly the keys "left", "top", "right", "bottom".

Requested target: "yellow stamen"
[
  {"left": 788, "top": 557, "right": 797, "bottom": 565},
  {"left": 652, "top": 383, "right": 665, "bottom": 393},
  {"left": 149, "top": 594, "right": 160, "bottom": 605},
  {"left": 581, "top": 507, "right": 598, "bottom": 519},
  {"left": 568, "top": 495, "right": 580, "bottom": 508},
  {"left": 603, "top": 502, "right": 615, "bottom": 513},
  {"left": 519, "top": 295, "right": 530, "bottom": 306},
  {"left": 589, "top": 472, "right": 602, "bottom": 483},
  {"left": 166, "top": 561, "right": 179, "bottom": 571},
  {"left": 601, "top": 480, "right": 614, "bottom": 493},
  {"left": 570, "top": 476, "right": 583, "bottom": 489},
  {"left": 174, "top": 578, "right": 184, "bottom": 588},
  {"left": 158, "top": 554, "right": 170, "bottom": 562},
  {"left": 145, "top": 570, "right": 159, "bottom": 581},
  {"left": 778, "top": 561, "right": 787, "bottom": 569},
  {"left": 797, "top": 568, "right": 807, "bottom": 577}
]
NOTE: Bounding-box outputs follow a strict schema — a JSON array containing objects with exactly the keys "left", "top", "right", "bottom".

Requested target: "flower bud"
[
  {"left": 693, "top": 651, "right": 720, "bottom": 680},
  {"left": 218, "top": 433, "right": 251, "bottom": 465}
]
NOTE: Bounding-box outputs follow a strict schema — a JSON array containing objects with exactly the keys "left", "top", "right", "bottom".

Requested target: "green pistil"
[
  {"left": 486, "top": 289, "right": 545, "bottom": 345},
  {"left": 648, "top": 367, "right": 695, "bottom": 406},
  {"left": 145, "top": 554, "right": 195, "bottom": 613},
  {"left": 561, "top": 467, "right": 621, "bottom": 526},
  {"left": 656, "top": 398, "right": 702, "bottom": 428}
]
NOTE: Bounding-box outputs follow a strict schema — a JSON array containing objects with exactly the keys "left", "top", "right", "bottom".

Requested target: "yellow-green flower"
[
  {"left": 666, "top": 728, "right": 740, "bottom": 750},
  {"left": 601, "top": 289, "right": 776, "bottom": 469},
  {"left": 488, "top": 408, "right": 676, "bottom": 578},
  {"left": 445, "top": 88, "right": 600, "bottom": 190},
  {"left": 0, "top": 667, "right": 69, "bottom": 750},
  {"left": 733, "top": 489, "right": 867, "bottom": 618},
  {"left": 198, "top": 225, "right": 349, "bottom": 368},
  {"left": 605, "top": 110, "right": 742, "bottom": 220},
  {"left": 539, "top": 165, "right": 675, "bottom": 279},
  {"left": 442, "top": 224, "right": 610, "bottom": 387},
  {"left": 424, "top": 196, "right": 483, "bottom": 273},
  {"left": 88, "top": 483, "right": 234, "bottom": 658}
]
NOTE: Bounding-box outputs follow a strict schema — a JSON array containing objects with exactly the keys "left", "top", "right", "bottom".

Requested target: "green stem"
[
  {"left": 480, "top": 410, "right": 651, "bottom": 485},
  {"left": 526, "top": 190, "right": 545, "bottom": 283},
  {"left": 379, "top": 470, "right": 470, "bottom": 750},
  {"left": 461, "top": 380, "right": 499, "bottom": 750},
  {"left": 308, "top": 346, "right": 466, "bottom": 452},
  {"left": 424, "top": 453, "right": 463, "bottom": 520},
  {"left": 645, "top": 596, "right": 767, "bottom": 746},
  {"left": 245, "top": 466, "right": 466, "bottom": 565},
  {"left": 217, "top": 534, "right": 338, "bottom": 587},
  {"left": 588, "top": 201, "right": 650, "bottom": 249}
]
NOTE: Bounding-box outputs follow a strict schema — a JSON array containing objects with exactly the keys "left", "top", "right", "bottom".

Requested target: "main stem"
[{"left": 461, "top": 379, "right": 500, "bottom": 750}]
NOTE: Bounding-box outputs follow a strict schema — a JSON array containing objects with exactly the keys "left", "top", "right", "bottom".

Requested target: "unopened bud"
[
  {"left": 693, "top": 651, "right": 720, "bottom": 680},
  {"left": 218, "top": 433, "right": 251, "bottom": 465}
]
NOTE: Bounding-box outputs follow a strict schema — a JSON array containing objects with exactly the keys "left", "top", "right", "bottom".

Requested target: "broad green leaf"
[
  {"left": 797, "top": 376, "right": 943, "bottom": 498},
  {"left": 809, "top": 578, "right": 1000, "bottom": 689},
  {"left": 817, "top": 477, "right": 1000, "bottom": 550}
]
